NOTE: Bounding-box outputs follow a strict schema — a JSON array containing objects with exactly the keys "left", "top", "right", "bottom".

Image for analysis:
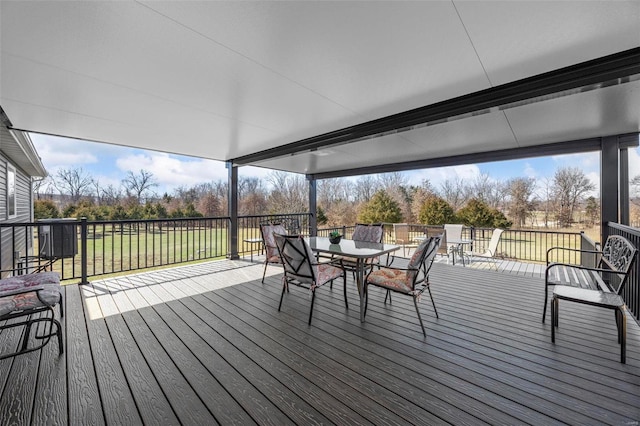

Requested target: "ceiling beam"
[
  {"left": 232, "top": 47, "right": 640, "bottom": 166},
  {"left": 307, "top": 133, "right": 640, "bottom": 180}
]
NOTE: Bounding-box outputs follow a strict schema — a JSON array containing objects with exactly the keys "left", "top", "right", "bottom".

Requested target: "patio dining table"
[
  {"left": 306, "top": 237, "right": 401, "bottom": 322},
  {"left": 448, "top": 238, "right": 473, "bottom": 266}
]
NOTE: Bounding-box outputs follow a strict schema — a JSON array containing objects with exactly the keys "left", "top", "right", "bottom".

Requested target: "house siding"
[{"left": 0, "top": 152, "right": 35, "bottom": 276}]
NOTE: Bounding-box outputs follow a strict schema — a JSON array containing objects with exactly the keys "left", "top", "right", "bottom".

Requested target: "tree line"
[{"left": 34, "top": 165, "right": 640, "bottom": 229}]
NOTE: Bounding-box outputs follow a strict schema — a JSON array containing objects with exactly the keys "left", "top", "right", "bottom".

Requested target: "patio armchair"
[
  {"left": 0, "top": 271, "right": 64, "bottom": 360},
  {"left": 259, "top": 222, "right": 288, "bottom": 283},
  {"left": 424, "top": 226, "right": 448, "bottom": 259},
  {"left": 274, "top": 233, "right": 346, "bottom": 324},
  {"left": 364, "top": 235, "right": 442, "bottom": 336},
  {"left": 463, "top": 228, "right": 504, "bottom": 270},
  {"left": 330, "top": 223, "right": 385, "bottom": 305},
  {"left": 392, "top": 223, "right": 417, "bottom": 257}
]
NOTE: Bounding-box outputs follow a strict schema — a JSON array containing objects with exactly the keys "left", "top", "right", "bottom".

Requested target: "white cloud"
[
  {"left": 31, "top": 134, "right": 98, "bottom": 168},
  {"left": 551, "top": 152, "right": 599, "bottom": 172},
  {"left": 585, "top": 171, "right": 600, "bottom": 197},
  {"left": 115, "top": 153, "right": 228, "bottom": 192},
  {"left": 523, "top": 162, "right": 537, "bottom": 178},
  {"left": 628, "top": 147, "right": 640, "bottom": 179}
]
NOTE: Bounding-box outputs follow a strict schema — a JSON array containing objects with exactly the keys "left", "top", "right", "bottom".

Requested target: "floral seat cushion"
[
  {"left": 315, "top": 263, "right": 344, "bottom": 287},
  {"left": 0, "top": 272, "right": 62, "bottom": 317},
  {"left": 366, "top": 269, "right": 412, "bottom": 293}
]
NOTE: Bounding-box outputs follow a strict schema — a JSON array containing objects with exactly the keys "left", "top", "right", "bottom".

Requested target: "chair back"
[
  {"left": 600, "top": 235, "right": 638, "bottom": 294},
  {"left": 406, "top": 235, "right": 442, "bottom": 287},
  {"left": 260, "top": 223, "right": 287, "bottom": 259},
  {"left": 425, "top": 226, "right": 448, "bottom": 256},
  {"left": 393, "top": 223, "right": 410, "bottom": 243},
  {"left": 486, "top": 228, "right": 504, "bottom": 256},
  {"left": 444, "top": 224, "right": 463, "bottom": 241},
  {"left": 352, "top": 223, "right": 384, "bottom": 243},
  {"left": 274, "top": 234, "right": 316, "bottom": 285}
]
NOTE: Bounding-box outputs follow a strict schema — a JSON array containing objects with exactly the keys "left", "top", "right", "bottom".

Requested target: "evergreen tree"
[
  {"left": 34, "top": 200, "right": 60, "bottom": 219},
  {"left": 457, "top": 198, "right": 512, "bottom": 228},
  {"left": 357, "top": 190, "right": 402, "bottom": 223},
  {"left": 418, "top": 196, "right": 455, "bottom": 225}
]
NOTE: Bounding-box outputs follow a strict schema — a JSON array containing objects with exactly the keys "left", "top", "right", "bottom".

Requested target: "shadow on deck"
[{"left": 0, "top": 259, "right": 638, "bottom": 424}]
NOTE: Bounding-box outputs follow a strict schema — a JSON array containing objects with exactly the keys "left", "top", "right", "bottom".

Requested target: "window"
[{"left": 7, "top": 164, "right": 16, "bottom": 218}]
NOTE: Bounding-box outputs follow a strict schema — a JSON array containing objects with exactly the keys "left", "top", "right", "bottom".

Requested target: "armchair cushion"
[
  {"left": 0, "top": 272, "right": 61, "bottom": 317},
  {"left": 365, "top": 268, "right": 412, "bottom": 293}
]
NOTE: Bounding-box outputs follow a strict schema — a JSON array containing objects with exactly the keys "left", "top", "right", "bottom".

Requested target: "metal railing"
[
  {"left": 1, "top": 218, "right": 231, "bottom": 282},
  {"left": 606, "top": 222, "right": 640, "bottom": 320},
  {"left": 2, "top": 217, "right": 635, "bottom": 300},
  {"left": 338, "top": 223, "right": 586, "bottom": 265},
  {"left": 237, "top": 213, "right": 311, "bottom": 259},
  {"left": 1, "top": 214, "right": 315, "bottom": 282}
]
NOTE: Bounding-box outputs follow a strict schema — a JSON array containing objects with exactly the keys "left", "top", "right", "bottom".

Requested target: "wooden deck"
[
  {"left": 1, "top": 258, "right": 639, "bottom": 425},
  {"left": 431, "top": 253, "right": 546, "bottom": 278}
]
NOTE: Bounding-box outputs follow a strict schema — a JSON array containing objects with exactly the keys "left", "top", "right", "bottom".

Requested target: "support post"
[
  {"left": 600, "top": 136, "right": 619, "bottom": 243},
  {"left": 80, "top": 217, "right": 89, "bottom": 285},
  {"left": 620, "top": 148, "right": 629, "bottom": 225},
  {"left": 308, "top": 177, "right": 317, "bottom": 236},
  {"left": 227, "top": 161, "right": 239, "bottom": 260}
]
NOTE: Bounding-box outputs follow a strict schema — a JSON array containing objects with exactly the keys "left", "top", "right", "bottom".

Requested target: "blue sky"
[{"left": 31, "top": 133, "right": 640, "bottom": 198}]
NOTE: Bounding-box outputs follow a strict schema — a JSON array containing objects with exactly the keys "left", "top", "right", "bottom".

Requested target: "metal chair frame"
[
  {"left": 364, "top": 236, "right": 442, "bottom": 336},
  {"left": 275, "top": 233, "right": 346, "bottom": 324}
]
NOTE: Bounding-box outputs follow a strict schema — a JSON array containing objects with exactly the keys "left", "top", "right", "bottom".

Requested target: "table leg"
[{"left": 356, "top": 258, "right": 366, "bottom": 323}]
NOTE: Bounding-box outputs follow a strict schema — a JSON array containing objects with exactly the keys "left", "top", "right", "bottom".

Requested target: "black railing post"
[
  {"left": 80, "top": 217, "right": 89, "bottom": 285},
  {"left": 470, "top": 226, "right": 475, "bottom": 252}
]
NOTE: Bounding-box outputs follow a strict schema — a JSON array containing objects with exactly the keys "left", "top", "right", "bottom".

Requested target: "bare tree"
[
  {"left": 318, "top": 178, "right": 349, "bottom": 208},
  {"left": 552, "top": 167, "right": 595, "bottom": 227},
  {"left": 353, "top": 175, "right": 379, "bottom": 203},
  {"left": 101, "top": 184, "right": 122, "bottom": 206},
  {"left": 91, "top": 179, "right": 101, "bottom": 205},
  {"left": 469, "top": 173, "right": 506, "bottom": 209},
  {"left": 631, "top": 174, "right": 640, "bottom": 206},
  {"left": 266, "top": 171, "right": 307, "bottom": 213},
  {"left": 238, "top": 177, "right": 267, "bottom": 215},
  {"left": 32, "top": 176, "right": 53, "bottom": 200},
  {"left": 439, "top": 177, "right": 469, "bottom": 211},
  {"left": 411, "top": 181, "right": 436, "bottom": 221},
  {"left": 122, "top": 169, "right": 158, "bottom": 204},
  {"left": 506, "top": 177, "right": 537, "bottom": 228},
  {"left": 54, "top": 167, "right": 93, "bottom": 202}
]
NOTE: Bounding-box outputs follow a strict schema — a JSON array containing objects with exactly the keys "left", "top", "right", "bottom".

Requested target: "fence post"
[
  {"left": 80, "top": 217, "right": 89, "bottom": 285},
  {"left": 470, "top": 226, "right": 475, "bottom": 252}
]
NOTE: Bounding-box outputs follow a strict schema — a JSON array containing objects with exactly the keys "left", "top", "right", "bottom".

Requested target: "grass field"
[{"left": 38, "top": 223, "right": 602, "bottom": 282}]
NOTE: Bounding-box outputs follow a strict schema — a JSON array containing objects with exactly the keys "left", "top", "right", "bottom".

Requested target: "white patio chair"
[
  {"left": 444, "top": 224, "right": 464, "bottom": 263},
  {"left": 464, "top": 228, "right": 504, "bottom": 270}
]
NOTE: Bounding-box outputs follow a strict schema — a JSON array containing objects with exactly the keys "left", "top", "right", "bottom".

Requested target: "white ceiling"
[{"left": 1, "top": 1, "right": 639, "bottom": 176}]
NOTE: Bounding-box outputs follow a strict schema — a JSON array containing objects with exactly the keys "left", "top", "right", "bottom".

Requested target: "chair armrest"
[
  {"left": 0, "top": 284, "right": 45, "bottom": 298},
  {"left": 545, "top": 262, "right": 615, "bottom": 276},
  {"left": 546, "top": 246, "right": 602, "bottom": 265},
  {"left": 375, "top": 265, "right": 419, "bottom": 273}
]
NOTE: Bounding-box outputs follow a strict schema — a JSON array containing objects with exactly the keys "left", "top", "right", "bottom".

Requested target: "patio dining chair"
[
  {"left": 464, "top": 228, "right": 504, "bottom": 270},
  {"left": 364, "top": 235, "right": 442, "bottom": 336},
  {"left": 424, "top": 226, "right": 448, "bottom": 259},
  {"left": 444, "top": 222, "right": 463, "bottom": 249},
  {"left": 393, "top": 223, "right": 417, "bottom": 257},
  {"left": 274, "top": 233, "right": 346, "bottom": 324},
  {"left": 259, "top": 222, "right": 288, "bottom": 283},
  {"left": 331, "top": 223, "right": 385, "bottom": 306}
]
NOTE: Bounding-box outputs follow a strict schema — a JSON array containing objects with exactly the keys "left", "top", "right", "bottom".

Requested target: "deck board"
[{"left": 1, "top": 259, "right": 639, "bottom": 425}]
